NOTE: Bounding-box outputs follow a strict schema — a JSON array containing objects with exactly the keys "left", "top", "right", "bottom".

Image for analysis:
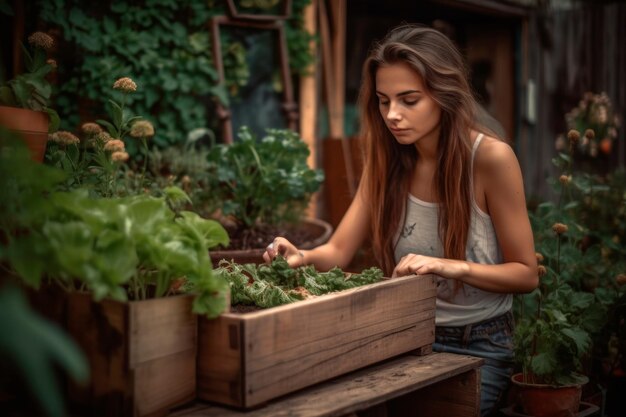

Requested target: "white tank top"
[{"left": 393, "top": 133, "right": 511, "bottom": 326}]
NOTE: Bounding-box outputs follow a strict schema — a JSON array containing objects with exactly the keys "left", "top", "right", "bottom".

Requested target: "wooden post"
[{"left": 299, "top": 0, "right": 319, "bottom": 218}]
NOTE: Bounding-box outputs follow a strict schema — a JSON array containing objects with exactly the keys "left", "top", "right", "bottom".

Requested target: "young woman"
[{"left": 264, "top": 24, "right": 538, "bottom": 416}]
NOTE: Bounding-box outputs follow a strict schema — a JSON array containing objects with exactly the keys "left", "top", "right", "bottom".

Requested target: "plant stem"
[{"left": 139, "top": 137, "right": 148, "bottom": 190}]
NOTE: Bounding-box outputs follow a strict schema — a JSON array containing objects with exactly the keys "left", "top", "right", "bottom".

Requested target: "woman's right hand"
[{"left": 263, "top": 237, "right": 305, "bottom": 268}]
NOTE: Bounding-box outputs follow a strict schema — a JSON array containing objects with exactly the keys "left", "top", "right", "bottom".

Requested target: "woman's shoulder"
[{"left": 473, "top": 133, "right": 519, "bottom": 176}]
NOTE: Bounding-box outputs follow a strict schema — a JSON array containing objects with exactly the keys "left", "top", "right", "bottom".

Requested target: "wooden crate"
[
  {"left": 67, "top": 293, "right": 197, "bottom": 417},
  {"left": 197, "top": 274, "right": 436, "bottom": 408}
]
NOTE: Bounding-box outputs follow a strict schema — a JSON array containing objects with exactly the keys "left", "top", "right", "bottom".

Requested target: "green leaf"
[
  {"left": 531, "top": 351, "right": 558, "bottom": 376},
  {"left": 0, "top": 286, "right": 89, "bottom": 417},
  {"left": 561, "top": 327, "right": 591, "bottom": 354}
]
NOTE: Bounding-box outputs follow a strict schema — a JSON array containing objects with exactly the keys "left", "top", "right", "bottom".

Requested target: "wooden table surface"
[{"left": 170, "top": 352, "right": 484, "bottom": 417}]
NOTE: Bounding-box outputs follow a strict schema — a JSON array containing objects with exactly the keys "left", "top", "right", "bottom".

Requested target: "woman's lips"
[{"left": 389, "top": 127, "right": 409, "bottom": 134}]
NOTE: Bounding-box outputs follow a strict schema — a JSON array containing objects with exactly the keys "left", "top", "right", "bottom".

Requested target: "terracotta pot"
[
  {"left": 510, "top": 373, "right": 588, "bottom": 417},
  {"left": 0, "top": 105, "right": 49, "bottom": 162},
  {"left": 210, "top": 217, "right": 333, "bottom": 266}
]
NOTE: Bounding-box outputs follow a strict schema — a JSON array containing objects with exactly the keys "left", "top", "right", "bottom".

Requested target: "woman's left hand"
[{"left": 392, "top": 253, "right": 470, "bottom": 279}]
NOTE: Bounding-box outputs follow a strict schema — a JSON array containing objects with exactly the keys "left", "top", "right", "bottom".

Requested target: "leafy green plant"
[
  {"left": 147, "top": 127, "right": 214, "bottom": 209},
  {"left": 38, "top": 0, "right": 313, "bottom": 146},
  {"left": 209, "top": 256, "right": 384, "bottom": 309},
  {"left": 0, "top": 137, "right": 230, "bottom": 318},
  {"left": 515, "top": 128, "right": 625, "bottom": 386},
  {"left": 0, "top": 285, "right": 88, "bottom": 417},
  {"left": 0, "top": 31, "right": 60, "bottom": 131},
  {"left": 204, "top": 126, "right": 323, "bottom": 231}
]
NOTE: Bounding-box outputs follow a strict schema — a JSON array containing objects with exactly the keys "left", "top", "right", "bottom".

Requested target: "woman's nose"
[{"left": 386, "top": 102, "right": 401, "bottom": 121}]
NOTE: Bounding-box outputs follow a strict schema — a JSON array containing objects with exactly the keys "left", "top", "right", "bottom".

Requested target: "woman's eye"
[
  {"left": 379, "top": 100, "right": 389, "bottom": 106},
  {"left": 404, "top": 99, "right": 418, "bottom": 105}
]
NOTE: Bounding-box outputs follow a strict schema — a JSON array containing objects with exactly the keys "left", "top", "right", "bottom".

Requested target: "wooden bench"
[{"left": 170, "top": 352, "right": 483, "bottom": 417}]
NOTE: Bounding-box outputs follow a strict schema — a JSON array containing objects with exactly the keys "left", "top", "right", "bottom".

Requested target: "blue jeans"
[{"left": 433, "top": 311, "right": 515, "bottom": 417}]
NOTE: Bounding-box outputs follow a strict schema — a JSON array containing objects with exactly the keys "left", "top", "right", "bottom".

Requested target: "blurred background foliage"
[{"left": 35, "top": 0, "right": 313, "bottom": 147}]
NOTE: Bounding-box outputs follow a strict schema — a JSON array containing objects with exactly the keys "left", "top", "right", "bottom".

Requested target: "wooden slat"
[
  {"left": 67, "top": 293, "right": 198, "bottom": 416},
  {"left": 66, "top": 293, "right": 132, "bottom": 412},
  {"left": 242, "top": 275, "right": 435, "bottom": 356},
  {"left": 135, "top": 349, "right": 197, "bottom": 416},
  {"left": 171, "top": 353, "right": 483, "bottom": 417},
  {"left": 244, "top": 316, "right": 434, "bottom": 406},
  {"left": 246, "top": 297, "right": 435, "bottom": 370},
  {"left": 129, "top": 295, "right": 197, "bottom": 367},
  {"left": 197, "top": 316, "right": 244, "bottom": 406},
  {"left": 388, "top": 366, "right": 481, "bottom": 417}
]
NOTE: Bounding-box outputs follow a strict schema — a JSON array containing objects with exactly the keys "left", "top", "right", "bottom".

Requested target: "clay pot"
[
  {"left": 210, "top": 218, "right": 332, "bottom": 266},
  {"left": 510, "top": 372, "right": 588, "bottom": 417},
  {"left": 0, "top": 106, "right": 49, "bottom": 162}
]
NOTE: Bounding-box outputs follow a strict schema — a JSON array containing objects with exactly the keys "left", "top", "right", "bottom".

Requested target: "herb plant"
[
  {"left": 210, "top": 256, "right": 384, "bottom": 309},
  {"left": 204, "top": 126, "right": 324, "bottom": 230},
  {"left": 515, "top": 128, "right": 625, "bottom": 386}
]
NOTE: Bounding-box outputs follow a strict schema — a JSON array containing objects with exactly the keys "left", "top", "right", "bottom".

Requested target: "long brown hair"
[{"left": 358, "top": 24, "right": 481, "bottom": 276}]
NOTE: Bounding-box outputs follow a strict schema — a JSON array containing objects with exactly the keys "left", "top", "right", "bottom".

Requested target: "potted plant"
[
  {"left": 511, "top": 128, "right": 622, "bottom": 417},
  {"left": 201, "top": 126, "right": 332, "bottom": 265},
  {"left": 0, "top": 31, "right": 60, "bottom": 162},
  {"left": 0, "top": 133, "right": 230, "bottom": 416}
]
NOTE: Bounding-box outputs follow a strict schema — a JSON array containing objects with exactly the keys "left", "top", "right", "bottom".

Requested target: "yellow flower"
[
  {"left": 584, "top": 128, "right": 595, "bottom": 139},
  {"left": 559, "top": 175, "right": 571, "bottom": 185},
  {"left": 537, "top": 265, "right": 547, "bottom": 277},
  {"left": 535, "top": 252, "right": 544, "bottom": 263},
  {"left": 28, "top": 32, "right": 54, "bottom": 50},
  {"left": 104, "top": 139, "right": 125, "bottom": 152},
  {"left": 552, "top": 223, "right": 568, "bottom": 235},
  {"left": 130, "top": 120, "right": 155, "bottom": 138},
  {"left": 81, "top": 122, "right": 102, "bottom": 135},
  {"left": 49, "top": 131, "right": 80, "bottom": 146},
  {"left": 111, "top": 151, "right": 130, "bottom": 162},
  {"left": 113, "top": 77, "right": 137, "bottom": 92}
]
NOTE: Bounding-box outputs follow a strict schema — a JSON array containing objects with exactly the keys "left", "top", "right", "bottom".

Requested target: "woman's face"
[{"left": 375, "top": 62, "right": 442, "bottom": 147}]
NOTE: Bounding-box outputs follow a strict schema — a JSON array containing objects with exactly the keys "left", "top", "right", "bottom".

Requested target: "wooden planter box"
[
  {"left": 67, "top": 292, "right": 197, "bottom": 417},
  {"left": 197, "top": 274, "right": 436, "bottom": 408}
]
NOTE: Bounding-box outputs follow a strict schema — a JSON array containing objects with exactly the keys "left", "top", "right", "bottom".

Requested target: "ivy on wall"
[{"left": 38, "top": 0, "right": 313, "bottom": 147}]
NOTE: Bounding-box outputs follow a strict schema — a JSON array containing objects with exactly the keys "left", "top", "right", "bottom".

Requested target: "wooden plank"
[
  {"left": 246, "top": 298, "right": 435, "bottom": 371},
  {"left": 66, "top": 293, "right": 132, "bottom": 413},
  {"left": 244, "top": 317, "right": 434, "bottom": 406},
  {"left": 197, "top": 316, "right": 244, "bottom": 406},
  {"left": 171, "top": 353, "right": 483, "bottom": 417},
  {"left": 196, "top": 275, "right": 436, "bottom": 407},
  {"left": 135, "top": 349, "right": 197, "bottom": 417},
  {"left": 242, "top": 275, "right": 435, "bottom": 357},
  {"left": 388, "top": 367, "right": 481, "bottom": 417},
  {"left": 67, "top": 293, "right": 198, "bottom": 416},
  {"left": 129, "top": 295, "right": 197, "bottom": 367}
]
